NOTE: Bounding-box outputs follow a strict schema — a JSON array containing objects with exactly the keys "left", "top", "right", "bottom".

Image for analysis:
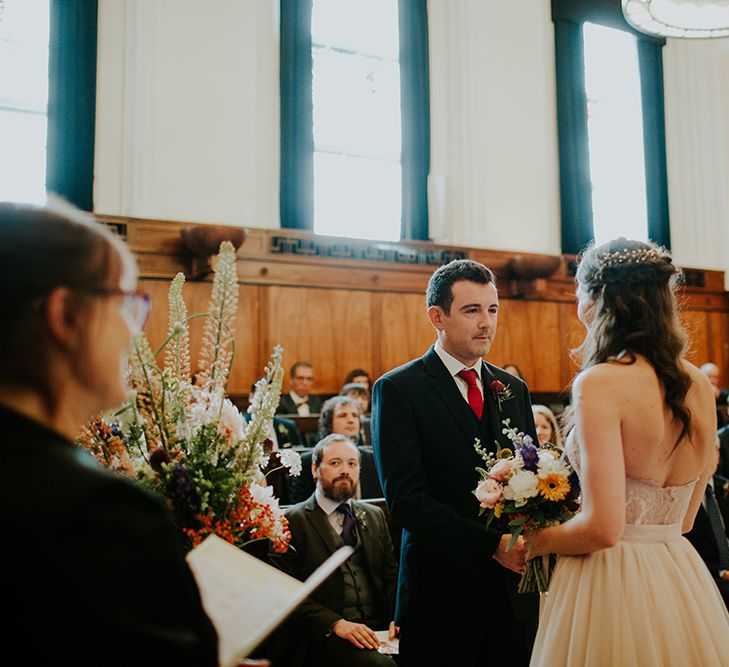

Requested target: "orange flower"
[{"left": 538, "top": 473, "right": 570, "bottom": 502}]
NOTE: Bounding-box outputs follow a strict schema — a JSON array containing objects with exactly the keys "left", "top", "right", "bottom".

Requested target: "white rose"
[
  {"left": 537, "top": 451, "right": 569, "bottom": 478},
  {"left": 503, "top": 469, "right": 539, "bottom": 507}
]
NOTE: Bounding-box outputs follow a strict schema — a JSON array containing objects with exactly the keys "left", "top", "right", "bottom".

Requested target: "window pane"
[
  {"left": 0, "top": 108, "right": 47, "bottom": 203},
  {"left": 314, "top": 152, "right": 401, "bottom": 241},
  {"left": 0, "top": 0, "right": 49, "bottom": 203},
  {"left": 313, "top": 47, "right": 401, "bottom": 159},
  {"left": 312, "top": 0, "right": 399, "bottom": 59},
  {"left": 0, "top": 0, "right": 49, "bottom": 110},
  {"left": 311, "top": 0, "right": 402, "bottom": 241},
  {"left": 583, "top": 22, "right": 648, "bottom": 244}
]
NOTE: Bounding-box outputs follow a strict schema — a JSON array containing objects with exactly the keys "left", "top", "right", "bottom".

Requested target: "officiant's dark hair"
[
  {"left": 426, "top": 259, "right": 495, "bottom": 315},
  {"left": 0, "top": 199, "right": 135, "bottom": 405},
  {"left": 573, "top": 237, "right": 692, "bottom": 447}
]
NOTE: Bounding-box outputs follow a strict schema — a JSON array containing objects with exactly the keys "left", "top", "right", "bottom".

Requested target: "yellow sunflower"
[{"left": 538, "top": 473, "right": 570, "bottom": 501}]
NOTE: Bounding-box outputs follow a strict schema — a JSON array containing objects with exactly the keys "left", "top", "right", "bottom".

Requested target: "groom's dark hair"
[{"left": 426, "top": 259, "right": 495, "bottom": 315}]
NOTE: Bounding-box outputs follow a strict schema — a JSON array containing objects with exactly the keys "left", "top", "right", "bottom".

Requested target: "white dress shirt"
[
  {"left": 433, "top": 340, "right": 484, "bottom": 405},
  {"left": 315, "top": 489, "right": 352, "bottom": 536},
  {"left": 289, "top": 390, "right": 311, "bottom": 416}
]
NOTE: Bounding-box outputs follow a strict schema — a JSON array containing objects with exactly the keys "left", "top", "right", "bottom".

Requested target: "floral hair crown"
[{"left": 597, "top": 247, "right": 662, "bottom": 271}]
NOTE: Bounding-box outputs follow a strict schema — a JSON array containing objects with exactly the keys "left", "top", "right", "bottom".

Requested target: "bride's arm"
[{"left": 527, "top": 367, "right": 626, "bottom": 557}]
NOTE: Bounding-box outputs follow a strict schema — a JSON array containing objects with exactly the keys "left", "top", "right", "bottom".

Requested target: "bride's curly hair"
[{"left": 571, "top": 237, "right": 692, "bottom": 447}]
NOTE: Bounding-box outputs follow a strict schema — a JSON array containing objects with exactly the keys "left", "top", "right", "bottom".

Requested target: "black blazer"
[
  {"left": 244, "top": 414, "right": 302, "bottom": 449},
  {"left": 277, "top": 393, "right": 323, "bottom": 416},
  {"left": 372, "top": 347, "right": 540, "bottom": 632},
  {"left": 685, "top": 475, "right": 729, "bottom": 608},
  {"left": 1, "top": 407, "right": 218, "bottom": 666},
  {"left": 269, "top": 494, "right": 397, "bottom": 637}
]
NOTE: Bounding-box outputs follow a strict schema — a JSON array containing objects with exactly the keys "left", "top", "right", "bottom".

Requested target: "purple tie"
[{"left": 338, "top": 503, "right": 357, "bottom": 547}]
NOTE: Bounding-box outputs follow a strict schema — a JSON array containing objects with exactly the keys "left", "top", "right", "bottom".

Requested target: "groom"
[{"left": 372, "top": 259, "right": 539, "bottom": 666}]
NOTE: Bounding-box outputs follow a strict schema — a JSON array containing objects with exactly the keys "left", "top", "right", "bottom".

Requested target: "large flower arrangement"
[
  {"left": 79, "top": 242, "right": 297, "bottom": 553},
  {"left": 473, "top": 419, "right": 579, "bottom": 592}
]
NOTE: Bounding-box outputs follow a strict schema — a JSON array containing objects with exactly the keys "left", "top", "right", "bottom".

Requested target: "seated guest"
[
  {"left": 344, "top": 368, "right": 373, "bottom": 394},
  {"left": 268, "top": 434, "right": 397, "bottom": 667},
  {"left": 248, "top": 380, "right": 302, "bottom": 449},
  {"left": 290, "top": 397, "right": 383, "bottom": 503},
  {"left": 0, "top": 201, "right": 217, "bottom": 665},
  {"left": 701, "top": 362, "right": 729, "bottom": 428},
  {"left": 278, "top": 361, "right": 323, "bottom": 415},
  {"left": 685, "top": 440, "right": 729, "bottom": 610},
  {"left": 532, "top": 404, "right": 564, "bottom": 450},
  {"left": 503, "top": 363, "right": 525, "bottom": 381},
  {"left": 340, "top": 382, "right": 372, "bottom": 446}
]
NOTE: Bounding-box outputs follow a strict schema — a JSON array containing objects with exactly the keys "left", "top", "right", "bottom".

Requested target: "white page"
[{"left": 187, "top": 534, "right": 353, "bottom": 667}]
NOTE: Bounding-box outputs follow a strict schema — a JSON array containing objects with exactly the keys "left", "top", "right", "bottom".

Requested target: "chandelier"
[{"left": 622, "top": 0, "right": 729, "bottom": 38}]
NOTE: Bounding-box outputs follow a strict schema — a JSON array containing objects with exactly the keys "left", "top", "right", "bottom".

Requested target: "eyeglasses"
[{"left": 86, "top": 288, "right": 152, "bottom": 334}]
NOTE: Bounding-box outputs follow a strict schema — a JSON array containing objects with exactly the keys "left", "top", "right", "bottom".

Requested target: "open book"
[{"left": 186, "top": 535, "right": 353, "bottom": 667}]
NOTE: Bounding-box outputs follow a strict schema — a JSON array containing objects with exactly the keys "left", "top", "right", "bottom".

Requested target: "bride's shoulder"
[
  {"left": 572, "top": 362, "right": 626, "bottom": 397},
  {"left": 681, "top": 359, "right": 714, "bottom": 400}
]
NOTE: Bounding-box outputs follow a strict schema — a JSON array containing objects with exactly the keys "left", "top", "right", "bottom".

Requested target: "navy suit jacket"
[{"left": 372, "top": 347, "right": 539, "bottom": 633}]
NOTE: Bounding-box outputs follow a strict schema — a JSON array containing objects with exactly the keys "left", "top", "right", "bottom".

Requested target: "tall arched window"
[
  {"left": 552, "top": 0, "right": 670, "bottom": 253},
  {"left": 280, "top": 0, "right": 430, "bottom": 241}
]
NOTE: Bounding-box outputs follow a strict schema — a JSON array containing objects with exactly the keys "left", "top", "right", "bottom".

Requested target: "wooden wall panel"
[
  {"left": 680, "top": 309, "right": 710, "bottom": 367},
  {"left": 265, "top": 286, "right": 374, "bottom": 394},
  {"left": 139, "top": 278, "right": 260, "bottom": 396},
  {"left": 489, "top": 300, "right": 563, "bottom": 393},
  {"left": 707, "top": 311, "right": 729, "bottom": 386},
  {"left": 377, "top": 292, "right": 436, "bottom": 378},
  {"left": 558, "top": 302, "right": 584, "bottom": 391}
]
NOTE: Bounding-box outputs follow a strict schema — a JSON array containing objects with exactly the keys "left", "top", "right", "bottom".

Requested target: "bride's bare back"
[{"left": 604, "top": 355, "right": 717, "bottom": 487}]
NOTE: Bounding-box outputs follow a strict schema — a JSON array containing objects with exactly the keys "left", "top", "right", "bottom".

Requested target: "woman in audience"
[
  {"left": 343, "top": 368, "right": 373, "bottom": 393},
  {"left": 532, "top": 404, "right": 564, "bottom": 450},
  {"left": 291, "top": 396, "right": 382, "bottom": 502},
  {"left": 340, "top": 382, "right": 372, "bottom": 446},
  {"left": 0, "top": 201, "right": 218, "bottom": 666}
]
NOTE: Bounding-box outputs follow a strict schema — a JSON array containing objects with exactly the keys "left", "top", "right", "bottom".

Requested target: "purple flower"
[
  {"left": 519, "top": 443, "right": 539, "bottom": 472},
  {"left": 149, "top": 447, "right": 169, "bottom": 473},
  {"left": 167, "top": 464, "right": 200, "bottom": 526},
  {"left": 566, "top": 470, "right": 581, "bottom": 501}
]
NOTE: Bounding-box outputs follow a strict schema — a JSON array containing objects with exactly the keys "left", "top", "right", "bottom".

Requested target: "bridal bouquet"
[
  {"left": 79, "top": 241, "right": 298, "bottom": 553},
  {"left": 473, "top": 419, "right": 579, "bottom": 592}
]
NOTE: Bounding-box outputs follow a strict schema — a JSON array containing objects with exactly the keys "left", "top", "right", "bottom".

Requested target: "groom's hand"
[
  {"left": 332, "top": 619, "right": 381, "bottom": 650},
  {"left": 492, "top": 533, "right": 528, "bottom": 574}
]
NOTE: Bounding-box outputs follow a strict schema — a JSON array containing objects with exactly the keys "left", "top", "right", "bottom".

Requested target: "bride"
[{"left": 526, "top": 238, "right": 729, "bottom": 665}]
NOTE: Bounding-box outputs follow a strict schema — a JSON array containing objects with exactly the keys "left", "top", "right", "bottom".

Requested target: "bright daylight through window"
[
  {"left": 311, "top": 0, "right": 402, "bottom": 241},
  {"left": 0, "top": 0, "right": 49, "bottom": 204},
  {"left": 583, "top": 21, "right": 648, "bottom": 245}
]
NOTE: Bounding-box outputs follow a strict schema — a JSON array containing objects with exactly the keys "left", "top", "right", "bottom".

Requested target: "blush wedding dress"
[{"left": 530, "top": 432, "right": 729, "bottom": 666}]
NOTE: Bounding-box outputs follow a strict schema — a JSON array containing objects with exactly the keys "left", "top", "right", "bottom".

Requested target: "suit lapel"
[
  {"left": 303, "top": 495, "right": 340, "bottom": 554},
  {"left": 422, "top": 347, "right": 481, "bottom": 442}
]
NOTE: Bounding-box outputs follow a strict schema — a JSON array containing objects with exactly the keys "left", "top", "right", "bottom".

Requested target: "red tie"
[{"left": 457, "top": 369, "right": 484, "bottom": 420}]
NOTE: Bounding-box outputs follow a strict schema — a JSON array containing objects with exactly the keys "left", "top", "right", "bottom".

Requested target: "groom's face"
[{"left": 429, "top": 280, "right": 499, "bottom": 366}]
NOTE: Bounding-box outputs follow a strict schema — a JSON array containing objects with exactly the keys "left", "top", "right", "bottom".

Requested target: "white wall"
[
  {"left": 94, "top": 0, "right": 279, "bottom": 228},
  {"left": 93, "top": 0, "right": 729, "bottom": 275},
  {"left": 663, "top": 37, "right": 729, "bottom": 281},
  {"left": 427, "top": 0, "right": 561, "bottom": 255}
]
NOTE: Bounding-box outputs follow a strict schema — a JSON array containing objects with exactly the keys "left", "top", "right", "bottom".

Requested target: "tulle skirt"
[{"left": 530, "top": 525, "right": 729, "bottom": 666}]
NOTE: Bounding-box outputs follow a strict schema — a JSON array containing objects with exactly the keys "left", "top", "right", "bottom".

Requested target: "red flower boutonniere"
[{"left": 490, "top": 380, "right": 514, "bottom": 412}]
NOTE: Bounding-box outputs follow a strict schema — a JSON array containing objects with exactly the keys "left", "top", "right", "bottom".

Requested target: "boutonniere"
[
  {"left": 354, "top": 509, "right": 367, "bottom": 529},
  {"left": 490, "top": 379, "right": 513, "bottom": 412}
]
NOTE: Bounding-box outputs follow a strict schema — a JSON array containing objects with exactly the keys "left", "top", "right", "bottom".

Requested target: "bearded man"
[{"left": 267, "top": 434, "right": 397, "bottom": 667}]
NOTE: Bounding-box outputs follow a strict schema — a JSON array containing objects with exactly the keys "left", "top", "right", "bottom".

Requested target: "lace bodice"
[{"left": 566, "top": 433, "right": 696, "bottom": 526}]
